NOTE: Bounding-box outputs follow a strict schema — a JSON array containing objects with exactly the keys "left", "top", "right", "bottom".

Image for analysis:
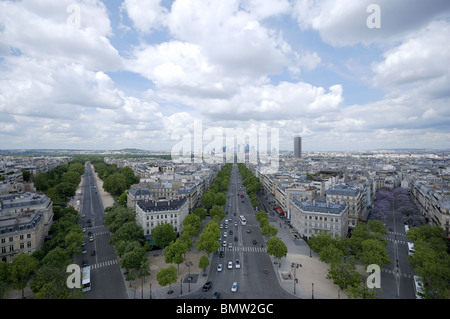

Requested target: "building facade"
[
  {"left": 0, "top": 192, "right": 53, "bottom": 262},
  {"left": 290, "top": 198, "right": 348, "bottom": 239},
  {"left": 135, "top": 197, "right": 189, "bottom": 236}
]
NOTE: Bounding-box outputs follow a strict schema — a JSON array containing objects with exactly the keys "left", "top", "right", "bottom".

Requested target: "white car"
[
  {"left": 228, "top": 261, "right": 233, "bottom": 269},
  {"left": 228, "top": 242, "right": 232, "bottom": 249},
  {"left": 223, "top": 232, "right": 227, "bottom": 238},
  {"left": 217, "top": 264, "right": 223, "bottom": 272},
  {"left": 235, "top": 260, "right": 241, "bottom": 269},
  {"left": 223, "top": 240, "right": 227, "bottom": 247},
  {"left": 231, "top": 282, "right": 238, "bottom": 292}
]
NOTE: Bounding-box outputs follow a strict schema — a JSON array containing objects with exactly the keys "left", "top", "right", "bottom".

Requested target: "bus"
[
  {"left": 239, "top": 215, "right": 247, "bottom": 226},
  {"left": 81, "top": 266, "right": 91, "bottom": 292},
  {"left": 407, "top": 242, "right": 415, "bottom": 256}
]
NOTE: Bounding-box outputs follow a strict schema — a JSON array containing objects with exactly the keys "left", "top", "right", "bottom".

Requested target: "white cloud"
[
  {"left": 121, "top": 0, "right": 168, "bottom": 34},
  {"left": 292, "top": 0, "right": 450, "bottom": 47},
  {"left": 0, "top": 0, "right": 121, "bottom": 71},
  {"left": 372, "top": 20, "right": 450, "bottom": 95}
]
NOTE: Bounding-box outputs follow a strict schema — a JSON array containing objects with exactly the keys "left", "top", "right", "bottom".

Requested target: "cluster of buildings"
[
  {"left": 249, "top": 146, "right": 450, "bottom": 239},
  {"left": 0, "top": 156, "right": 72, "bottom": 262},
  {"left": 1, "top": 146, "right": 448, "bottom": 263},
  {"left": 104, "top": 157, "right": 221, "bottom": 238},
  {"left": 0, "top": 156, "right": 72, "bottom": 184}
]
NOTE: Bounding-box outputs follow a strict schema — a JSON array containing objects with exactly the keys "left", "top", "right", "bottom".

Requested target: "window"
[
  {"left": 27, "top": 242, "right": 31, "bottom": 248},
  {"left": 9, "top": 237, "right": 13, "bottom": 242},
  {"left": 20, "top": 235, "right": 24, "bottom": 240},
  {"left": 27, "top": 234, "right": 31, "bottom": 239}
]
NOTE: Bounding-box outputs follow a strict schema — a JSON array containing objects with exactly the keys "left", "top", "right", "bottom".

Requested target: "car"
[
  {"left": 228, "top": 261, "right": 233, "bottom": 269},
  {"left": 247, "top": 229, "right": 251, "bottom": 233},
  {"left": 231, "top": 282, "right": 238, "bottom": 292},
  {"left": 82, "top": 228, "right": 86, "bottom": 233},
  {"left": 252, "top": 239, "right": 257, "bottom": 245},
  {"left": 82, "top": 214, "right": 86, "bottom": 218},
  {"left": 219, "top": 251, "right": 224, "bottom": 258},
  {"left": 81, "top": 241, "right": 86, "bottom": 247},
  {"left": 217, "top": 264, "right": 223, "bottom": 272},
  {"left": 229, "top": 218, "right": 232, "bottom": 221},
  {"left": 234, "top": 236, "right": 238, "bottom": 242},
  {"left": 81, "top": 259, "right": 88, "bottom": 267},
  {"left": 235, "top": 260, "right": 241, "bottom": 269},
  {"left": 224, "top": 224, "right": 228, "bottom": 229},
  {"left": 91, "top": 250, "right": 96, "bottom": 256},
  {"left": 212, "top": 292, "right": 220, "bottom": 299},
  {"left": 220, "top": 224, "right": 223, "bottom": 229},
  {"left": 229, "top": 230, "right": 233, "bottom": 235},
  {"left": 234, "top": 222, "right": 238, "bottom": 227},
  {"left": 202, "top": 281, "right": 212, "bottom": 292},
  {"left": 228, "top": 243, "right": 232, "bottom": 249},
  {"left": 223, "top": 232, "right": 227, "bottom": 238},
  {"left": 89, "top": 236, "right": 94, "bottom": 242},
  {"left": 87, "top": 219, "right": 91, "bottom": 224},
  {"left": 223, "top": 241, "right": 227, "bottom": 247},
  {"left": 82, "top": 248, "right": 86, "bottom": 254}
]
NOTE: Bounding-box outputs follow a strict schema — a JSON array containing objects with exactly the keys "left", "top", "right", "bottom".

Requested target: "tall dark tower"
[{"left": 294, "top": 136, "right": 302, "bottom": 158}]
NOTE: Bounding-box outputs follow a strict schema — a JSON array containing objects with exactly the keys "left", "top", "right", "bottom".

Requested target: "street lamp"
[
  {"left": 291, "top": 262, "right": 300, "bottom": 295},
  {"left": 180, "top": 277, "right": 183, "bottom": 295},
  {"left": 185, "top": 261, "right": 193, "bottom": 292}
]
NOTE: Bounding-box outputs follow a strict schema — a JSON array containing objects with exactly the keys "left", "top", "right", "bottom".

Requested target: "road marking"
[{"left": 91, "top": 259, "right": 119, "bottom": 270}]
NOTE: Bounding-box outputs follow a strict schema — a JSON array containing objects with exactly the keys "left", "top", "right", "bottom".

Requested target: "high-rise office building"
[{"left": 294, "top": 136, "right": 302, "bottom": 158}]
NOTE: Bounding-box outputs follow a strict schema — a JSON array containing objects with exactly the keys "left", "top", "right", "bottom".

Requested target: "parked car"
[
  {"left": 212, "top": 292, "right": 220, "bottom": 299},
  {"left": 81, "top": 259, "right": 88, "bottom": 267},
  {"left": 91, "top": 250, "right": 96, "bottom": 256},
  {"left": 202, "top": 281, "right": 212, "bottom": 292},
  {"left": 231, "top": 282, "right": 238, "bottom": 292}
]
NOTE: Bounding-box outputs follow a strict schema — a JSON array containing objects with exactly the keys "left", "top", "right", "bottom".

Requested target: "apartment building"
[
  {"left": 290, "top": 197, "right": 349, "bottom": 239},
  {"left": 409, "top": 179, "right": 450, "bottom": 237},
  {"left": 325, "top": 184, "right": 365, "bottom": 228},
  {"left": 0, "top": 192, "right": 53, "bottom": 262},
  {"left": 135, "top": 197, "right": 189, "bottom": 236}
]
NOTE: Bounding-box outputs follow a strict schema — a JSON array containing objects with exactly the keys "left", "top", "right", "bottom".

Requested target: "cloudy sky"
[{"left": 0, "top": 0, "right": 449, "bottom": 152}]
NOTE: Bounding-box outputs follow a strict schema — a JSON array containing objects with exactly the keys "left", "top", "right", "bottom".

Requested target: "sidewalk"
[
  {"left": 123, "top": 250, "right": 209, "bottom": 299},
  {"left": 267, "top": 214, "right": 350, "bottom": 299}
]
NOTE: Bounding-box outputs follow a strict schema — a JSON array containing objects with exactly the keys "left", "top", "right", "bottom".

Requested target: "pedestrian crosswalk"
[
  {"left": 218, "top": 246, "right": 266, "bottom": 253},
  {"left": 381, "top": 268, "right": 414, "bottom": 279},
  {"left": 91, "top": 259, "right": 119, "bottom": 270}
]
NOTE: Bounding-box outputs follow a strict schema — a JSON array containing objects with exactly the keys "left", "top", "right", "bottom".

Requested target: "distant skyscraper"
[{"left": 294, "top": 136, "right": 302, "bottom": 158}]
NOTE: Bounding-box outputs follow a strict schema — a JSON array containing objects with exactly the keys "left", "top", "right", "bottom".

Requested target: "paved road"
[
  {"left": 76, "top": 162, "right": 128, "bottom": 299},
  {"left": 182, "top": 163, "right": 296, "bottom": 299}
]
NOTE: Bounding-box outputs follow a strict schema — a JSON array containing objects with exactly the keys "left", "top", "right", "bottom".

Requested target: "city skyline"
[{"left": 1, "top": 1, "right": 450, "bottom": 152}]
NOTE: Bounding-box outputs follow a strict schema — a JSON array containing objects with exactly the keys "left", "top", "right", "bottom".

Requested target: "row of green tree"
[
  {"left": 255, "top": 211, "right": 288, "bottom": 263},
  {"left": 307, "top": 220, "right": 390, "bottom": 299},
  {"left": 237, "top": 163, "right": 261, "bottom": 208},
  {"left": 406, "top": 225, "right": 450, "bottom": 299},
  {"left": 102, "top": 205, "right": 149, "bottom": 285},
  {"left": 91, "top": 160, "right": 139, "bottom": 198},
  {"left": 154, "top": 165, "right": 235, "bottom": 291},
  {"left": 201, "top": 163, "right": 232, "bottom": 210},
  {"left": 34, "top": 162, "right": 85, "bottom": 207},
  {"left": 0, "top": 206, "right": 85, "bottom": 299}
]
